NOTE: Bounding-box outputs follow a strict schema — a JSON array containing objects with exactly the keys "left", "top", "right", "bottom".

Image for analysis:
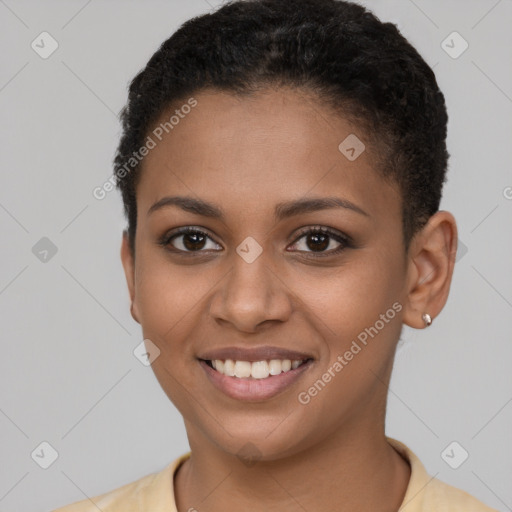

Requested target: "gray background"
[{"left": 0, "top": 0, "right": 511, "bottom": 510}]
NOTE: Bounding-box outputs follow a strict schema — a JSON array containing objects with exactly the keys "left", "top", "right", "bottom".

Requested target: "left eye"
[{"left": 288, "top": 227, "right": 349, "bottom": 255}]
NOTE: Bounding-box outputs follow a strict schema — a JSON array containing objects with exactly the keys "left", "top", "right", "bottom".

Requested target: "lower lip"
[{"left": 199, "top": 360, "right": 313, "bottom": 402}]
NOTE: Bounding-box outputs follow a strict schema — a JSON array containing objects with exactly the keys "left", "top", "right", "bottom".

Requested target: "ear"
[
  {"left": 120, "top": 230, "right": 140, "bottom": 324},
  {"left": 402, "top": 211, "right": 458, "bottom": 329}
]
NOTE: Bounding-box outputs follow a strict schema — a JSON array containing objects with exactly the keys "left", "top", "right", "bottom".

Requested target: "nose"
[{"left": 209, "top": 251, "right": 293, "bottom": 333}]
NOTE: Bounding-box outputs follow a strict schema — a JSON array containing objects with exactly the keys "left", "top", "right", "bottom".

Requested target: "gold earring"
[{"left": 422, "top": 313, "right": 432, "bottom": 327}]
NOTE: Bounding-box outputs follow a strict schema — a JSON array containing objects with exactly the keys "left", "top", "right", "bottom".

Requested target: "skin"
[{"left": 120, "top": 87, "right": 458, "bottom": 511}]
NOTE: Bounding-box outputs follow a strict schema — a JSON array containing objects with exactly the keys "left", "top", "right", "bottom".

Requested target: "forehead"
[{"left": 136, "top": 88, "right": 400, "bottom": 223}]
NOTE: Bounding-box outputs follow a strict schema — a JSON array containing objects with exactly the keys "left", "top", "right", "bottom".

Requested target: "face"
[{"left": 122, "top": 88, "right": 412, "bottom": 460}]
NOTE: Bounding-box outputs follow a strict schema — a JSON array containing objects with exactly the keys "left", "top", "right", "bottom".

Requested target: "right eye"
[{"left": 159, "top": 227, "right": 223, "bottom": 253}]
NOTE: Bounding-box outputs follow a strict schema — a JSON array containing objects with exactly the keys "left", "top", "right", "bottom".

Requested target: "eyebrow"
[{"left": 147, "top": 195, "right": 370, "bottom": 220}]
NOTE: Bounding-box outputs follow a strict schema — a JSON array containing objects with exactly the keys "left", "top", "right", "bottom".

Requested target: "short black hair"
[{"left": 114, "top": 0, "right": 449, "bottom": 256}]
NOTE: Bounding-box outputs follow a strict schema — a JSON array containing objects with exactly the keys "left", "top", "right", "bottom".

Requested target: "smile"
[
  {"left": 205, "top": 358, "right": 309, "bottom": 379},
  {"left": 199, "top": 357, "right": 314, "bottom": 401}
]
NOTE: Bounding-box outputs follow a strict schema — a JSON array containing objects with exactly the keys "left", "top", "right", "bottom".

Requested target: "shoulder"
[
  {"left": 421, "top": 476, "right": 499, "bottom": 512},
  {"left": 50, "top": 470, "right": 164, "bottom": 512},
  {"left": 386, "top": 438, "right": 498, "bottom": 512},
  {"left": 50, "top": 453, "right": 190, "bottom": 512}
]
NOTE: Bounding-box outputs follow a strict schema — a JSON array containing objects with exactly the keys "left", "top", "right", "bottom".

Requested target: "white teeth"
[
  {"left": 268, "top": 359, "right": 282, "bottom": 375},
  {"left": 215, "top": 360, "right": 224, "bottom": 373},
  {"left": 251, "top": 361, "right": 270, "bottom": 379},
  {"left": 234, "top": 361, "right": 252, "bottom": 378},
  {"left": 210, "top": 358, "right": 307, "bottom": 378},
  {"left": 224, "top": 359, "right": 235, "bottom": 377},
  {"left": 282, "top": 359, "right": 292, "bottom": 372}
]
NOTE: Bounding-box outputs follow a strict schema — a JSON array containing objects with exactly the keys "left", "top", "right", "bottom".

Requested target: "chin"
[{"left": 197, "top": 415, "right": 317, "bottom": 463}]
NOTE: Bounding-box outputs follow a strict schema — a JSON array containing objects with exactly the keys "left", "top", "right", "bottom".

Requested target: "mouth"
[
  {"left": 198, "top": 353, "right": 314, "bottom": 402},
  {"left": 200, "top": 358, "right": 312, "bottom": 378}
]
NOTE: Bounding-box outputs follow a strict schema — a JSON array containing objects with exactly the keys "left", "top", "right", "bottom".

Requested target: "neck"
[{"left": 174, "top": 419, "right": 410, "bottom": 512}]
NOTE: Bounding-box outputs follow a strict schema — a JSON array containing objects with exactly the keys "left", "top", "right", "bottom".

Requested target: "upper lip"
[{"left": 198, "top": 345, "right": 314, "bottom": 362}]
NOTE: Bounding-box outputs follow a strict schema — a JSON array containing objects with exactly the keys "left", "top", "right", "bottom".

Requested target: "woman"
[{"left": 53, "top": 0, "right": 498, "bottom": 510}]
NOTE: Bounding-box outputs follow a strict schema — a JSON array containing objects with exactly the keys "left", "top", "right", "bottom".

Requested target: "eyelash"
[{"left": 158, "top": 225, "right": 353, "bottom": 258}]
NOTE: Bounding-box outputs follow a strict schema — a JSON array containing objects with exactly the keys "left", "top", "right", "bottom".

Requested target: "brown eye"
[
  {"left": 289, "top": 227, "right": 351, "bottom": 256},
  {"left": 160, "top": 227, "right": 222, "bottom": 253},
  {"left": 177, "top": 231, "right": 207, "bottom": 251},
  {"left": 304, "top": 231, "right": 330, "bottom": 251}
]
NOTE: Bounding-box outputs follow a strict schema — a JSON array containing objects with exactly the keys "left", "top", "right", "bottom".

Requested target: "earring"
[{"left": 422, "top": 313, "right": 432, "bottom": 327}]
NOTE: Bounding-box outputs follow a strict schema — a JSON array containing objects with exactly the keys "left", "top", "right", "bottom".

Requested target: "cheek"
[
  {"left": 133, "top": 257, "right": 205, "bottom": 411},
  {"left": 133, "top": 252, "right": 205, "bottom": 349},
  {"left": 304, "top": 252, "right": 402, "bottom": 323},
  {"left": 291, "top": 254, "right": 404, "bottom": 428},
  {"left": 295, "top": 249, "right": 405, "bottom": 367}
]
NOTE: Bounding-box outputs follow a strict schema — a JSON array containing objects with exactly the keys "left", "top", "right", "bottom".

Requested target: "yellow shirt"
[{"left": 51, "top": 438, "right": 498, "bottom": 511}]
